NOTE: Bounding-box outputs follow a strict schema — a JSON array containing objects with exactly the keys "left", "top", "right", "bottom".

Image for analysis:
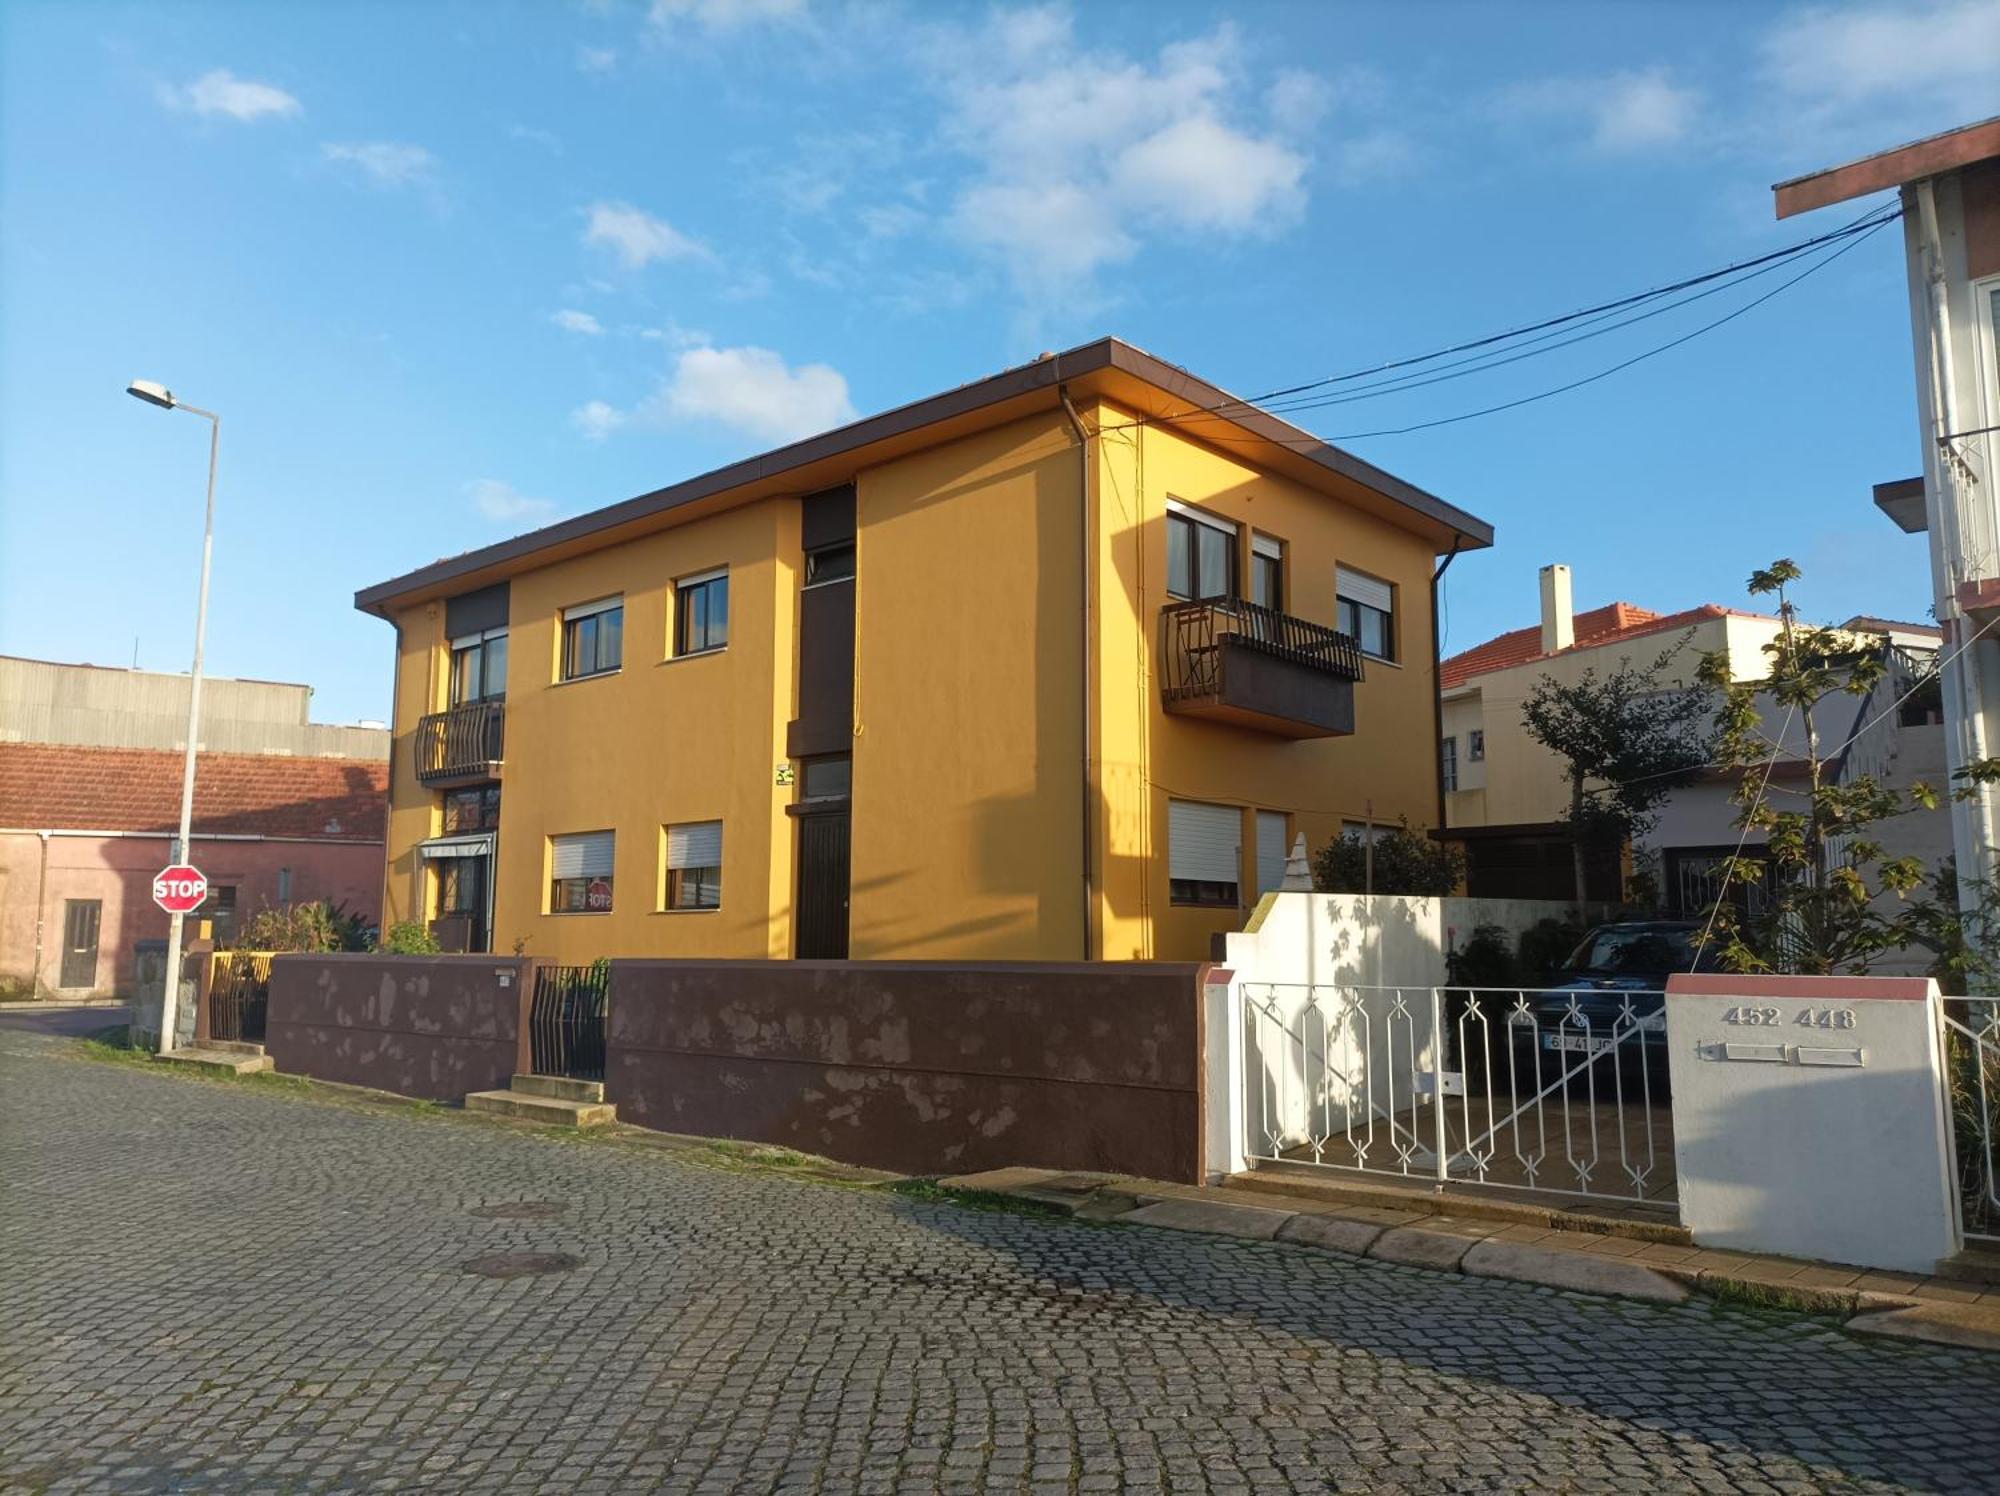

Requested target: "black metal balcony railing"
[
  {"left": 1159, "top": 600, "right": 1364, "bottom": 739},
  {"left": 415, "top": 700, "right": 505, "bottom": 784}
]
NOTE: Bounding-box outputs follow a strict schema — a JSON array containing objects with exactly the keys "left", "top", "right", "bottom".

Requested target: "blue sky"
[{"left": 3, "top": 0, "right": 1997, "bottom": 724}]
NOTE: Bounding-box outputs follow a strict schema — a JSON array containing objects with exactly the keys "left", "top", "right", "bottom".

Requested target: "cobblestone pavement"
[{"left": 5, "top": 1034, "right": 1999, "bottom": 1494}]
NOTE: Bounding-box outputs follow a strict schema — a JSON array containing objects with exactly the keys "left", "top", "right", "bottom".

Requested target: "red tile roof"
[
  {"left": 1441, "top": 603, "right": 1776, "bottom": 688},
  {"left": 0, "top": 744, "right": 387, "bottom": 841}
]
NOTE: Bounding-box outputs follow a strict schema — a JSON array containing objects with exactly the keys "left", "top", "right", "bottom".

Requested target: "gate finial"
[{"left": 1281, "top": 833, "right": 1313, "bottom": 893}]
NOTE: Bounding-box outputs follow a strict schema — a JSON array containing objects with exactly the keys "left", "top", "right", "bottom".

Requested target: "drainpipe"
[
  {"left": 382, "top": 619, "right": 404, "bottom": 939},
  {"left": 1431, "top": 538, "right": 1465, "bottom": 838},
  {"left": 1059, "top": 378, "right": 1095, "bottom": 961},
  {"left": 30, "top": 830, "right": 50, "bottom": 996}
]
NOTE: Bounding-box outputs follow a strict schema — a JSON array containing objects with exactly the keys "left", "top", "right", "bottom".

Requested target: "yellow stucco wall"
[{"left": 1091, "top": 401, "right": 1444, "bottom": 960}]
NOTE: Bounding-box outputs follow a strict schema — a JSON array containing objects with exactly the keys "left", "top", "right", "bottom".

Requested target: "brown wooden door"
[
  {"left": 60, "top": 900, "right": 101, "bottom": 989},
  {"left": 794, "top": 810, "right": 850, "bottom": 959}
]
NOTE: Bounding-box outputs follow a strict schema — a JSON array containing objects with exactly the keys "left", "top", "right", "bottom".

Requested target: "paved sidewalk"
[
  {"left": 941, "top": 1168, "right": 2000, "bottom": 1352},
  {"left": 7, "top": 1032, "right": 2000, "bottom": 1493}
]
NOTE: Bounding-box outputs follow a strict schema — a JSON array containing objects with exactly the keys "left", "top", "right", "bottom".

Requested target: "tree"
[
  {"left": 377, "top": 920, "right": 441, "bottom": 955},
  {"left": 1312, "top": 820, "right": 1464, "bottom": 896},
  {"left": 1520, "top": 642, "right": 1715, "bottom": 904},
  {"left": 1696, "top": 559, "right": 1934, "bottom": 974}
]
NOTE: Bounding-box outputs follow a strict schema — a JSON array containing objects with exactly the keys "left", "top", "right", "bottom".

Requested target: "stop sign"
[{"left": 152, "top": 864, "right": 209, "bottom": 915}]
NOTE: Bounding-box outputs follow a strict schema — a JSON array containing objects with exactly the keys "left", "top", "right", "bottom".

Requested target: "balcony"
[
  {"left": 415, "top": 700, "right": 505, "bottom": 786},
  {"left": 1159, "top": 600, "right": 1363, "bottom": 739}
]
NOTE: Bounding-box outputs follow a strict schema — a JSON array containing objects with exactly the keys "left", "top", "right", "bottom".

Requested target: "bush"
[
  {"left": 377, "top": 920, "right": 441, "bottom": 955},
  {"left": 1516, "top": 915, "right": 1589, "bottom": 986},
  {"left": 1446, "top": 924, "right": 1518, "bottom": 989},
  {"left": 233, "top": 900, "right": 372, "bottom": 954},
  {"left": 1312, "top": 820, "right": 1464, "bottom": 896}
]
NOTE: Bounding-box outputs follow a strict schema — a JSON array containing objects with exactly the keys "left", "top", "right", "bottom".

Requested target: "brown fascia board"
[
  {"left": 1873, "top": 475, "right": 1928, "bottom": 534},
  {"left": 1774, "top": 114, "right": 2000, "bottom": 219},
  {"left": 354, "top": 337, "right": 1495, "bottom": 619}
]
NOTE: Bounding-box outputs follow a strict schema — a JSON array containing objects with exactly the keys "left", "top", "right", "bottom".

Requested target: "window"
[
  {"left": 1168, "top": 799, "right": 1241, "bottom": 906},
  {"left": 675, "top": 569, "right": 729, "bottom": 656},
  {"left": 805, "top": 543, "right": 855, "bottom": 586},
  {"left": 442, "top": 785, "right": 500, "bottom": 833},
  {"left": 1341, "top": 820, "right": 1386, "bottom": 844},
  {"left": 1336, "top": 567, "right": 1395, "bottom": 660},
  {"left": 1467, "top": 729, "right": 1485, "bottom": 762},
  {"left": 1441, "top": 736, "right": 1459, "bottom": 793},
  {"left": 451, "top": 627, "right": 508, "bottom": 704},
  {"left": 550, "top": 830, "right": 615, "bottom": 913},
  {"left": 199, "top": 884, "right": 238, "bottom": 942},
  {"left": 1254, "top": 810, "right": 1289, "bottom": 897},
  {"left": 561, "top": 597, "right": 623, "bottom": 680},
  {"left": 1250, "top": 534, "right": 1283, "bottom": 611},
  {"left": 439, "top": 857, "right": 486, "bottom": 917},
  {"left": 1166, "top": 505, "right": 1238, "bottom": 602},
  {"left": 277, "top": 867, "right": 292, "bottom": 905},
  {"left": 663, "top": 820, "right": 723, "bottom": 910},
  {"left": 801, "top": 756, "right": 852, "bottom": 800}
]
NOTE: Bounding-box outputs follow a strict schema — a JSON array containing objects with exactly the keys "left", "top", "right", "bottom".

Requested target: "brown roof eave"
[
  {"left": 1774, "top": 114, "right": 2000, "bottom": 219},
  {"left": 354, "top": 336, "right": 1494, "bottom": 619}
]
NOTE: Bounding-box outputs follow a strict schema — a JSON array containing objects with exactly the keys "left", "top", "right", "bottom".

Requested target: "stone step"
[
  {"left": 510, "top": 1074, "right": 605, "bottom": 1104},
  {"left": 160, "top": 1047, "right": 274, "bottom": 1076},
  {"left": 1934, "top": 1245, "right": 2000, "bottom": 1287},
  {"left": 204, "top": 1040, "right": 267, "bottom": 1057},
  {"left": 464, "top": 1090, "right": 616, "bottom": 1128}
]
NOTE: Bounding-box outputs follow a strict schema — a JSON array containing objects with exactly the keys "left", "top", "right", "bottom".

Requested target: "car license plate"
[{"left": 1544, "top": 1033, "right": 1614, "bottom": 1055}]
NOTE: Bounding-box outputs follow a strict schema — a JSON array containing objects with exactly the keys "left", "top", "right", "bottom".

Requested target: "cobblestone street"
[{"left": 4, "top": 1031, "right": 1998, "bottom": 1494}]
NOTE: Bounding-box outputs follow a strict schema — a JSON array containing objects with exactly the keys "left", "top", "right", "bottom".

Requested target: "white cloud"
[
  {"left": 1499, "top": 66, "right": 1701, "bottom": 154},
  {"left": 649, "top": 0, "right": 807, "bottom": 29},
  {"left": 1267, "top": 69, "right": 1332, "bottom": 135},
  {"left": 1328, "top": 129, "right": 1419, "bottom": 187},
  {"left": 551, "top": 309, "right": 604, "bottom": 335},
  {"left": 322, "top": 141, "right": 437, "bottom": 186},
  {"left": 159, "top": 68, "right": 301, "bottom": 122},
  {"left": 576, "top": 45, "right": 618, "bottom": 73},
  {"left": 859, "top": 202, "right": 925, "bottom": 239},
  {"left": 923, "top": 11, "right": 1313, "bottom": 296},
  {"left": 658, "top": 345, "right": 855, "bottom": 444},
  {"left": 466, "top": 478, "right": 555, "bottom": 525},
  {"left": 571, "top": 400, "right": 626, "bottom": 441},
  {"left": 580, "top": 344, "right": 856, "bottom": 447},
  {"left": 1762, "top": 0, "right": 2000, "bottom": 112},
  {"left": 583, "top": 201, "right": 711, "bottom": 269}
]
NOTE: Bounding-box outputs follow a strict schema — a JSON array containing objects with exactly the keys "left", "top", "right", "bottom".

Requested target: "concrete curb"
[{"left": 939, "top": 1167, "right": 2000, "bottom": 1354}]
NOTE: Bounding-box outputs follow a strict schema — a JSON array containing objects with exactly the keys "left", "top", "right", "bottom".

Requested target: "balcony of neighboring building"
[
  {"left": 1158, "top": 599, "right": 1364, "bottom": 739},
  {"left": 414, "top": 700, "right": 505, "bottom": 786}
]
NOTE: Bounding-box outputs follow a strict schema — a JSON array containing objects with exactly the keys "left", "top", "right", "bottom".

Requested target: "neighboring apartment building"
[
  {"left": 1439, "top": 565, "right": 1946, "bottom": 917},
  {"left": 0, "top": 659, "right": 389, "bottom": 998},
  {"left": 0, "top": 745, "right": 387, "bottom": 997},
  {"left": 1777, "top": 115, "right": 2000, "bottom": 938},
  {"left": 356, "top": 338, "right": 1494, "bottom": 964}
]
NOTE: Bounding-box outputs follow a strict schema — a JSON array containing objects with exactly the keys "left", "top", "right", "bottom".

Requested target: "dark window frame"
[
  {"left": 1467, "top": 729, "right": 1486, "bottom": 762},
  {"left": 561, "top": 601, "right": 623, "bottom": 681},
  {"left": 1338, "top": 595, "right": 1396, "bottom": 662},
  {"left": 675, "top": 569, "right": 729, "bottom": 656},
  {"left": 450, "top": 627, "right": 508, "bottom": 705},
  {"left": 1250, "top": 543, "right": 1283, "bottom": 612},
  {"left": 442, "top": 785, "right": 501, "bottom": 834},
  {"left": 1166, "top": 507, "right": 1240, "bottom": 603},
  {"left": 804, "top": 543, "right": 855, "bottom": 588},
  {"left": 1170, "top": 877, "right": 1240, "bottom": 908}
]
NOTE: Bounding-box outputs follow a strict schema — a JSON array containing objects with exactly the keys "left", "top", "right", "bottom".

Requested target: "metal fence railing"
[
  {"left": 1242, "top": 983, "right": 1676, "bottom": 1209},
  {"left": 1941, "top": 997, "right": 2000, "bottom": 1243},
  {"left": 208, "top": 952, "right": 275, "bottom": 1045},
  {"left": 1159, "top": 599, "right": 1366, "bottom": 704},
  {"left": 530, "top": 964, "right": 609, "bottom": 1081}
]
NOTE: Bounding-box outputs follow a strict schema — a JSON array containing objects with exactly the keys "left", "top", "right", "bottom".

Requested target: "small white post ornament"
[{"left": 1280, "top": 833, "right": 1313, "bottom": 892}]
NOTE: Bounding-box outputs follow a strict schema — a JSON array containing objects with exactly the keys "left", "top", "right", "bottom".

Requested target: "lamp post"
[{"left": 127, "top": 379, "right": 219, "bottom": 1056}]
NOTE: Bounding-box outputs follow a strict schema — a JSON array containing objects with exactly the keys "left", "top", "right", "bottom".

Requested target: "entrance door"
[
  {"left": 60, "top": 900, "right": 101, "bottom": 989},
  {"left": 435, "top": 855, "right": 490, "bottom": 953},
  {"left": 795, "top": 810, "right": 851, "bottom": 958}
]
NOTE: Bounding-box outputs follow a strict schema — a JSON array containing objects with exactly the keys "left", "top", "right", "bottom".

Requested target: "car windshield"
[{"left": 1566, "top": 928, "right": 1698, "bottom": 977}]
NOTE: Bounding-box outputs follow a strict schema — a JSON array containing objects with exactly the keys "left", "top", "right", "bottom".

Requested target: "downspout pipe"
[
  {"left": 1431, "top": 537, "right": 1465, "bottom": 839},
  {"left": 30, "top": 829, "right": 51, "bottom": 996},
  {"left": 1059, "top": 379, "right": 1095, "bottom": 961}
]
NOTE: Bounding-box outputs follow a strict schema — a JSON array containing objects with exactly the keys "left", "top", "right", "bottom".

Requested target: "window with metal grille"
[
  {"left": 1169, "top": 799, "right": 1241, "bottom": 907},
  {"left": 550, "top": 830, "right": 615, "bottom": 913},
  {"left": 560, "top": 597, "right": 623, "bottom": 680},
  {"left": 675, "top": 569, "right": 729, "bottom": 655},
  {"left": 663, "top": 820, "right": 723, "bottom": 910}
]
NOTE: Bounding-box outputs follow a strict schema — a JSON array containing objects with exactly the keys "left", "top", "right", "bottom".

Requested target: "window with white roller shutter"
[
  {"left": 663, "top": 820, "right": 723, "bottom": 910},
  {"left": 1169, "top": 799, "right": 1242, "bottom": 907},
  {"left": 1255, "top": 811, "right": 1289, "bottom": 896},
  {"left": 1336, "top": 566, "right": 1396, "bottom": 661},
  {"left": 550, "top": 830, "right": 615, "bottom": 913}
]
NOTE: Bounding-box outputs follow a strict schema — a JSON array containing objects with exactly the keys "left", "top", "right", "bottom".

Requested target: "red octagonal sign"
[{"left": 152, "top": 864, "right": 209, "bottom": 915}]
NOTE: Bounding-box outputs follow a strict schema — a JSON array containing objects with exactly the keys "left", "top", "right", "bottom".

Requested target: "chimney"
[{"left": 1539, "top": 564, "right": 1575, "bottom": 654}]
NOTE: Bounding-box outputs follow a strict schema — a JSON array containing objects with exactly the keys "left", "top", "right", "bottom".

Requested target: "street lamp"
[{"left": 127, "top": 379, "right": 220, "bottom": 1056}]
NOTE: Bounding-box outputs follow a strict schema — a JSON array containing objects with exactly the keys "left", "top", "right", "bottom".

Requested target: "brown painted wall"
[
  {"left": 606, "top": 959, "right": 1208, "bottom": 1182},
  {"left": 266, "top": 954, "right": 532, "bottom": 1101}
]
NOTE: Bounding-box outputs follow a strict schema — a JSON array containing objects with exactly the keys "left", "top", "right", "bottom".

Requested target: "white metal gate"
[
  {"left": 1939, "top": 997, "right": 2000, "bottom": 1244},
  {"left": 1241, "top": 983, "right": 1676, "bottom": 1208}
]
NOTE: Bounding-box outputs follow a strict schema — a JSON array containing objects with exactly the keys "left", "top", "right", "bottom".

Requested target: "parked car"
[{"left": 1507, "top": 920, "right": 1719, "bottom": 1101}]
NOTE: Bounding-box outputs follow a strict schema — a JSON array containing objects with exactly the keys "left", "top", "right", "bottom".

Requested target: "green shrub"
[
  {"left": 1517, "top": 915, "right": 1590, "bottom": 986},
  {"left": 1311, "top": 820, "right": 1464, "bottom": 896},
  {"left": 233, "top": 900, "right": 373, "bottom": 954},
  {"left": 1446, "top": 924, "right": 1518, "bottom": 989},
  {"left": 377, "top": 920, "right": 441, "bottom": 955}
]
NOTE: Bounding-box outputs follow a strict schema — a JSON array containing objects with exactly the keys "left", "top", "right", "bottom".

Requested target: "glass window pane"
[
  {"left": 1197, "top": 524, "right": 1230, "bottom": 600},
  {"left": 803, "top": 757, "right": 851, "bottom": 798},
  {"left": 707, "top": 578, "right": 727, "bottom": 647},
  {"left": 598, "top": 608, "right": 622, "bottom": 672},
  {"left": 452, "top": 644, "right": 478, "bottom": 705},
  {"left": 482, "top": 634, "right": 507, "bottom": 698},
  {"left": 1166, "top": 515, "right": 1192, "bottom": 598},
  {"left": 1252, "top": 554, "right": 1279, "bottom": 610}
]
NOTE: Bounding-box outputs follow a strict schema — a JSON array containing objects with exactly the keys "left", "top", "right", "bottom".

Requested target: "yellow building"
[{"left": 356, "top": 339, "right": 1493, "bottom": 963}]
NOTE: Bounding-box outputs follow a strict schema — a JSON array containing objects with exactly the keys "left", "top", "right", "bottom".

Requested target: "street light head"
[{"left": 126, "top": 380, "right": 176, "bottom": 410}]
